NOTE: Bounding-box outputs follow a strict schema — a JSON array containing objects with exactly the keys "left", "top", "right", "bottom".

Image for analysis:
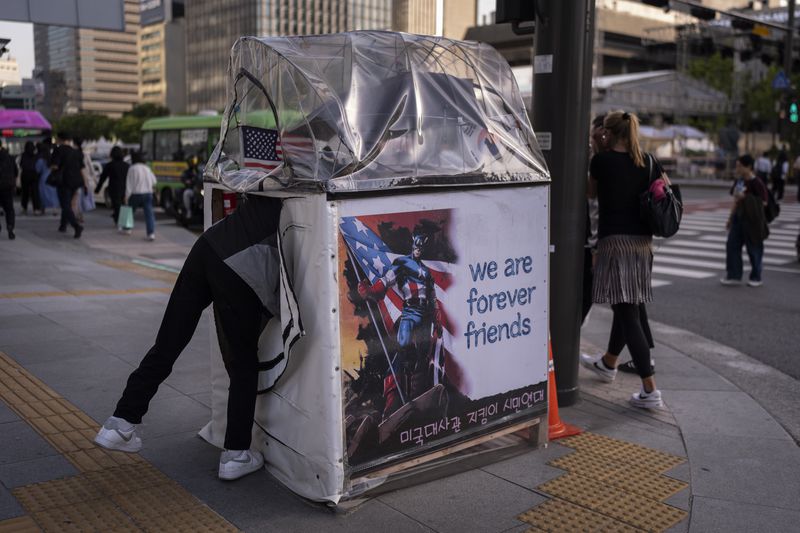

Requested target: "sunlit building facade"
[
  {"left": 185, "top": 0, "right": 392, "bottom": 113},
  {"left": 33, "top": 0, "right": 140, "bottom": 119}
]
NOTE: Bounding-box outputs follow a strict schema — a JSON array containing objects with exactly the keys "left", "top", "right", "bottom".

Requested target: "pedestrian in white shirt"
[
  {"left": 754, "top": 152, "right": 771, "bottom": 185},
  {"left": 125, "top": 152, "right": 158, "bottom": 240}
]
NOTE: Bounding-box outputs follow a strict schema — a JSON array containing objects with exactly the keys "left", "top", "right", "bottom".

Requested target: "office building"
[
  {"left": 139, "top": 1, "right": 186, "bottom": 113},
  {"left": 392, "top": 0, "right": 476, "bottom": 39},
  {"left": 185, "top": 0, "right": 392, "bottom": 113},
  {"left": 0, "top": 57, "right": 21, "bottom": 87},
  {"left": 34, "top": 0, "right": 140, "bottom": 119}
]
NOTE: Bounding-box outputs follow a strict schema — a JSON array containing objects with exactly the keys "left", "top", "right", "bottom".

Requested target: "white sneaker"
[
  {"left": 146, "top": 233, "right": 155, "bottom": 241},
  {"left": 580, "top": 353, "right": 617, "bottom": 383},
  {"left": 629, "top": 388, "right": 663, "bottom": 409},
  {"left": 218, "top": 449, "right": 264, "bottom": 481},
  {"left": 719, "top": 277, "right": 741, "bottom": 286},
  {"left": 94, "top": 416, "right": 142, "bottom": 453},
  {"left": 746, "top": 280, "right": 763, "bottom": 287}
]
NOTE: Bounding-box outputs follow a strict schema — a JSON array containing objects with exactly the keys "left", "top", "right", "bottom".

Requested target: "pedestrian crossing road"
[{"left": 651, "top": 201, "right": 800, "bottom": 288}]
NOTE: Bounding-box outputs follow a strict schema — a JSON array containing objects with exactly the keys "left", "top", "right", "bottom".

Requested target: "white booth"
[{"left": 199, "top": 31, "right": 552, "bottom": 505}]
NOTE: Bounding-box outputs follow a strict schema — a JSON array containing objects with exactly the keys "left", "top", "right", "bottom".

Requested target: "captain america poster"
[{"left": 337, "top": 189, "right": 549, "bottom": 472}]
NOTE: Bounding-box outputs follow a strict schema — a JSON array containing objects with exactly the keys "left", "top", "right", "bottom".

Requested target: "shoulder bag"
[{"left": 640, "top": 153, "right": 683, "bottom": 238}]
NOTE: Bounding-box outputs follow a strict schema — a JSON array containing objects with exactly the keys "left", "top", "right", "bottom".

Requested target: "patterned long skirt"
[{"left": 592, "top": 235, "right": 653, "bottom": 305}]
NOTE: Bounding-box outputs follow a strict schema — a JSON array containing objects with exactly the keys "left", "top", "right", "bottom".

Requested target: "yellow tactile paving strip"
[
  {"left": 0, "top": 287, "right": 171, "bottom": 299},
  {"left": 518, "top": 432, "right": 688, "bottom": 532},
  {"left": 98, "top": 260, "right": 179, "bottom": 285},
  {"left": 0, "top": 351, "right": 239, "bottom": 533}
]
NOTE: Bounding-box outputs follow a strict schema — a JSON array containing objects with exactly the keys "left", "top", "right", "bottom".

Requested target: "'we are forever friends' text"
[{"left": 464, "top": 255, "right": 536, "bottom": 349}]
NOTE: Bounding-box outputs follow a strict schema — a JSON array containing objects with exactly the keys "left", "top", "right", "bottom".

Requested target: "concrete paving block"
[
  {"left": 685, "top": 433, "right": 800, "bottom": 510},
  {"left": 0, "top": 401, "right": 20, "bottom": 424},
  {"left": 0, "top": 300, "right": 33, "bottom": 317},
  {"left": 689, "top": 496, "right": 800, "bottom": 533},
  {"left": 138, "top": 395, "right": 211, "bottom": 441},
  {"left": 378, "top": 468, "right": 544, "bottom": 533},
  {"left": 0, "top": 421, "right": 60, "bottom": 465},
  {"left": 160, "top": 348, "right": 211, "bottom": 395},
  {"left": 649, "top": 354, "right": 738, "bottom": 391},
  {"left": 0, "top": 454, "right": 79, "bottom": 488},
  {"left": 664, "top": 461, "right": 691, "bottom": 483},
  {"left": 592, "top": 422, "right": 687, "bottom": 458},
  {"left": 480, "top": 442, "right": 574, "bottom": 490},
  {"left": 19, "top": 297, "right": 107, "bottom": 314},
  {"left": 0, "top": 322, "right": 78, "bottom": 347},
  {"left": 0, "top": 336, "right": 109, "bottom": 366},
  {"left": 260, "top": 499, "right": 435, "bottom": 533},
  {"left": 0, "top": 486, "right": 24, "bottom": 521},
  {"left": 667, "top": 390, "right": 792, "bottom": 440},
  {"left": 189, "top": 391, "right": 213, "bottom": 409},
  {"left": 663, "top": 484, "right": 691, "bottom": 512},
  {"left": 0, "top": 313, "right": 57, "bottom": 330}
]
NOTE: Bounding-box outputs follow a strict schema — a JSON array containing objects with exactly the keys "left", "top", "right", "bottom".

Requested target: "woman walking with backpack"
[{"left": 581, "top": 110, "right": 662, "bottom": 409}]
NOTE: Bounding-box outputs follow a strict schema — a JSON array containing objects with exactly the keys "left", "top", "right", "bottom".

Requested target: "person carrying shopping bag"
[{"left": 124, "top": 152, "right": 158, "bottom": 241}]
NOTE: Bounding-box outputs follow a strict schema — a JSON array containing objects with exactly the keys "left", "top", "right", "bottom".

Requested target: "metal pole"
[
  {"left": 786, "top": 0, "right": 795, "bottom": 79},
  {"left": 531, "top": 0, "right": 596, "bottom": 407}
]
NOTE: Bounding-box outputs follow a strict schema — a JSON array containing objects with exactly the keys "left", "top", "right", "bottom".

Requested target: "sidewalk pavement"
[{"left": 1, "top": 207, "right": 798, "bottom": 532}]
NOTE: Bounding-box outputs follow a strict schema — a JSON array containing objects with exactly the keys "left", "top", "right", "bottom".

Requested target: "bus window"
[
  {"left": 154, "top": 130, "right": 181, "bottom": 161},
  {"left": 141, "top": 131, "right": 154, "bottom": 159},
  {"left": 180, "top": 128, "right": 208, "bottom": 161}
]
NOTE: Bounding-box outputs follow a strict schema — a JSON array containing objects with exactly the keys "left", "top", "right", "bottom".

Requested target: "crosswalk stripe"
[
  {"left": 655, "top": 246, "right": 788, "bottom": 265},
  {"left": 652, "top": 279, "right": 672, "bottom": 287},
  {"left": 662, "top": 239, "right": 797, "bottom": 256},
  {"left": 655, "top": 256, "right": 722, "bottom": 269},
  {"left": 700, "top": 234, "right": 797, "bottom": 245},
  {"left": 651, "top": 265, "right": 715, "bottom": 278}
]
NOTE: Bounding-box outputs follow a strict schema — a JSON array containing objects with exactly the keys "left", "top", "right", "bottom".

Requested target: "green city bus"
[{"left": 140, "top": 114, "right": 222, "bottom": 211}]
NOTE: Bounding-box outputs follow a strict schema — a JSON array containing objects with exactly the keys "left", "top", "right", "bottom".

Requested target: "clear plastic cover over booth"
[{"left": 205, "top": 31, "right": 550, "bottom": 193}]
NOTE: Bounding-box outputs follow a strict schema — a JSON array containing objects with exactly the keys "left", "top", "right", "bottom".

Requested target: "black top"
[
  {"left": 50, "top": 145, "right": 84, "bottom": 190},
  {"left": 590, "top": 151, "right": 651, "bottom": 238},
  {"left": 204, "top": 195, "right": 282, "bottom": 261},
  {"left": 97, "top": 160, "right": 130, "bottom": 198}
]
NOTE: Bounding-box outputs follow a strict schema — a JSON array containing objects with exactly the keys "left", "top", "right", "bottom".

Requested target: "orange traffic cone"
[{"left": 547, "top": 338, "right": 581, "bottom": 440}]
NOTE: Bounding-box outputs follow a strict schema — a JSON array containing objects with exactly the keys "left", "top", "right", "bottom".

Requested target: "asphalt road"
[{"left": 647, "top": 184, "right": 800, "bottom": 380}]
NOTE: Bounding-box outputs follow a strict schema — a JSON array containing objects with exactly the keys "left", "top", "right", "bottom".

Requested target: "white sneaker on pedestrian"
[
  {"left": 94, "top": 416, "right": 142, "bottom": 453},
  {"left": 146, "top": 233, "right": 155, "bottom": 241},
  {"left": 629, "top": 388, "right": 663, "bottom": 409},
  {"left": 746, "top": 280, "right": 763, "bottom": 287},
  {"left": 218, "top": 449, "right": 264, "bottom": 481},
  {"left": 719, "top": 277, "right": 741, "bottom": 286},
  {"left": 580, "top": 353, "right": 617, "bottom": 383}
]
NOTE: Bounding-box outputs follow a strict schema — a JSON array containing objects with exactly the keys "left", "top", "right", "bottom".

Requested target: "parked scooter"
[{"left": 174, "top": 157, "right": 204, "bottom": 227}]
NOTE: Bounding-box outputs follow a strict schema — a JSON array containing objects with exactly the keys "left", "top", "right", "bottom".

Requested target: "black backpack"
[{"left": 765, "top": 188, "right": 780, "bottom": 223}]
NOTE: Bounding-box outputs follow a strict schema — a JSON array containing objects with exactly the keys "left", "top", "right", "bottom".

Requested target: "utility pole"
[
  {"left": 786, "top": 0, "right": 795, "bottom": 80},
  {"left": 531, "top": 0, "right": 596, "bottom": 407}
]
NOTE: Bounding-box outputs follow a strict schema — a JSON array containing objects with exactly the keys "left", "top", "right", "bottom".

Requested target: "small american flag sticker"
[{"left": 240, "top": 126, "right": 282, "bottom": 171}]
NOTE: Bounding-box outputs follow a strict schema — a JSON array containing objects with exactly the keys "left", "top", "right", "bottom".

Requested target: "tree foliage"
[
  {"left": 52, "top": 104, "right": 170, "bottom": 145},
  {"left": 112, "top": 104, "right": 169, "bottom": 144},
  {"left": 53, "top": 113, "right": 115, "bottom": 141}
]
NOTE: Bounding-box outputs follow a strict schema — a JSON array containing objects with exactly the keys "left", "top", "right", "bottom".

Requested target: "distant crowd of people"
[{"left": 0, "top": 132, "right": 170, "bottom": 242}]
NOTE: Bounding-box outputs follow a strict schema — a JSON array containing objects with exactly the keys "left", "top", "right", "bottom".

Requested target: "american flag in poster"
[
  {"left": 241, "top": 126, "right": 282, "bottom": 171},
  {"left": 339, "top": 216, "right": 455, "bottom": 354}
]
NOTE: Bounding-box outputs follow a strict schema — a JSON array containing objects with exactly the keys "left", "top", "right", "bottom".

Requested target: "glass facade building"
[
  {"left": 185, "top": 0, "right": 392, "bottom": 113},
  {"left": 34, "top": 0, "right": 140, "bottom": 119}
]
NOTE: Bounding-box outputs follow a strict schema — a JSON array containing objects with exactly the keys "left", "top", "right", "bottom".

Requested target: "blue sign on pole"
[{"left": 773, "top": 71, "right": 791, "bottom": 90}]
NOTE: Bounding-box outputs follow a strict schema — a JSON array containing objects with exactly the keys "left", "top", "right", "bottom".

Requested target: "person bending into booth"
[
  {"left": 95, "top": 195, "right": 283, "bottom": 481},
  {"left": 358, "top": 233, "right": 442, "bottom": 419}
]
